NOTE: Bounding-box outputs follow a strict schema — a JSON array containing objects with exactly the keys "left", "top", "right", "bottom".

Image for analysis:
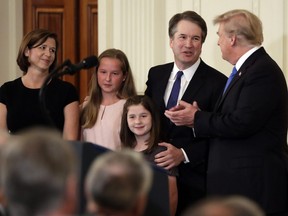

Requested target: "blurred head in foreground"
[
  {"left": 0, "top": 127, "right": 77, "bottom": 216},
  {"left": 182, "top": 195, "right": 265, "bottom": 216},
  {"left": 85, "top": 149, "right": 152, "bottom": 216}
]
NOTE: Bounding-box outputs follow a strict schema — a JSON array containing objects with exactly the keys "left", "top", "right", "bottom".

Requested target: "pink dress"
[{"left": 82, "top": 99, "right": 126, "bottom": 150}]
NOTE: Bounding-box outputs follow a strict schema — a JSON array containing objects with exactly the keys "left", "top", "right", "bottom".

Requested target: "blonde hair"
[
  {"left": 213, "top": 9, "right": 263, "bottom": 46},
  {"left": 81, "top": 48, "right": 137, "bottom": 128}
]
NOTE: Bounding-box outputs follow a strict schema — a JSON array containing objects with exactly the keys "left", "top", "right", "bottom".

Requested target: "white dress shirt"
[{"left": 164, "top": 58, "right": 201, "bottom": 163}]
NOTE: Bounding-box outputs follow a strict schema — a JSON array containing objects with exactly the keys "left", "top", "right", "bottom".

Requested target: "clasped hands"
[{"left": 164, "top": 100, "right": 200, "bottom": 127}]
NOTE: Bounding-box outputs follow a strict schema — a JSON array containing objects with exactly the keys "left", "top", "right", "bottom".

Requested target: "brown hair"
[
  {"left": 81, "top": 48, "right": 137, "bottom": 128},
  {"left": 17, "top": 29, "right": 58, "bottom": 74},
  {"left": 120, "top": 95, "right": 160, "bottom": 153},
  {"left": 168, "top": 10, "right": 208, "bottom": 43}
]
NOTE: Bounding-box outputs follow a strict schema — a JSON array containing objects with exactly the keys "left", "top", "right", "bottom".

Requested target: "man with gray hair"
[
  {"left": 165, "top": 9, "right": 288, "bottom": 216},
  {"left": 0, "top": 127, "right": 77, "bottom": 216},
  {"left": 85, "top": 149, "right": 152, "bottom": 216},
  {"left": 182, "top": 196, "right": 265, "bottom": 216}
]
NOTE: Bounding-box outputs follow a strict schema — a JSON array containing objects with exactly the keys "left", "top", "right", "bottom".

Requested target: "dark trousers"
[
  {"left": 267, "top": 212, "right": 288, "bottom": 216},
  {"left": 175, "top": 164, "right": 206, "bottom": 216}
]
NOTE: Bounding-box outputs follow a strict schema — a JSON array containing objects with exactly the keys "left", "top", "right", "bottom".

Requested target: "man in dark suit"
[
  {"left": 165, "top": 9, "right": 288, "bottom": 216},
  {"left": 145, "top": 11, "right": 227, "bottom": 215},
  {"left": 85, "top": 149, "right": 152, "bottom": 216}
]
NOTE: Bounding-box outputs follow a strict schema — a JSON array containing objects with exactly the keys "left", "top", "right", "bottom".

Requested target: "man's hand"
[
  {"left": 165, "top": 100, "right": 199, "bottom": 127},
  {"left": 154, "top": 142, "right": 185, "bottom": 170}
]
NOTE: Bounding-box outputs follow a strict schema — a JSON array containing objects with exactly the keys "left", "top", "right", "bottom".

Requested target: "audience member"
[
  {"left": 0, "top": 132, "right": 9, "bottom": 216},
  {"left": 165, "top": 9, "right": 288, "bottom": 216},
  {"left": 85, "top": 149, "right": 152, "bottom": 216},
  {"left": 0, "top": 127, "right": 78, "bottom": 216},
  {"left": 0, "top": 29, "right": 79, "bottom": 140},
  {"left": 120, "top": 95, "right": 178, "bottom": 216},
  {"left": 81, "top": 48, "right": 137, "bottom": 150},
  {"left": 182, "top": 196, "right": 265, "bottom": 216},
  {"left": 145, "top": 10, "right": 227, "bottom": 215}
]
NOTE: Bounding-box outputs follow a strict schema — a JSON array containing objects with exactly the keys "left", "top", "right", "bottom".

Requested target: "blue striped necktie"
[{"left": 167, "top": 71, "right": 183, "bottom": 109}]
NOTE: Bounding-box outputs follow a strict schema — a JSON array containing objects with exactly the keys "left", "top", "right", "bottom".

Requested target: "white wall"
[
  {"left": 0, "top": 0, "right": 287, "bottom": 141},
  {"left": 98, "top": 0, "right": 288, "bottom": 94},
  {"left": 1, "top": 0, "right": 287, "bottom": 92},
  {"left": 0, "top": 0, "right": 23, "bottom": 86}
]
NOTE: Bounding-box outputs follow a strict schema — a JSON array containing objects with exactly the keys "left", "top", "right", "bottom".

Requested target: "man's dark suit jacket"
[
  {"left": 195, "top": 47, "right": 288, "bottom": 214},
  {"left": 145, "top": 59, "right": 227, "bottom": 214}
]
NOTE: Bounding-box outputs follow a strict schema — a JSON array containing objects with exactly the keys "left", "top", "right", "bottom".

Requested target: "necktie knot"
[
  {"left": 231, "top": 66, "right": 237, "bottom": 76},
  {"left": 167, "top": 71, "right": 183, "bottom": 109},
  {"left": 223, "top": 67, "right": 237, "bottom": 94},
  {"left": 176, "top": 71, "right": 183, "bottom": 79}
]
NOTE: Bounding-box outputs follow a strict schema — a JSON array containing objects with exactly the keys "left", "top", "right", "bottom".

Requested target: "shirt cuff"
[
  {"left": 181, "top": 148, "right": 190, "bottom": 164},
  {"left": 192, "top": 127, "right": 196, "bottom": 137}
]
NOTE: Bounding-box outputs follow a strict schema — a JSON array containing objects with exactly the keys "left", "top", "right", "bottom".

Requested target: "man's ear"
[
  {"left": 230, "top": 34, "right": 237, "bottom": 46},
  {"left": 0, "top": 188, "right": 7, "bottom": 207},
  {"left": 131, "top": 194, "right": 148, "bottom": 216},
  {"left": 87, "top": 201, "right": 98, "bottom": 214},
  {"left": 60, "top": 175, "right": 78, "bottom": 215}
]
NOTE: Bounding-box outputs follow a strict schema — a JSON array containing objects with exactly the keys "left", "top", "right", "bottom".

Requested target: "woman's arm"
[
  {"left": 168, "top": 175, "right": 178, "bottom": 216},
  {"left": 0, "top": 103, "right": 8, "bottom": 132},
  {"left": 63, "top": 101, "right": 80, "bottom": 140}
]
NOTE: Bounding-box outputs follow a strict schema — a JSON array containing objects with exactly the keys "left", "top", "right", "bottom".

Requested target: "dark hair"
[
  {"left": 168, "top": 11, "right": 208, "bottom": 43},
  {"left": 120, "top": 95, "right": 160, "bottom": 153},
  {"left": 17, "top": 29, "right": 58, "bottom": 74}
]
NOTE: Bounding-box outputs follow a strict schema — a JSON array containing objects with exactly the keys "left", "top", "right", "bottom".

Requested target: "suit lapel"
[
  {"left": 216, "top": 68, "right": 246, "bottom": 109},
  {"left": 157, "top": 63, "right": 174, "bottom": 111},
  {"left": 216, "top": 47, "right": 266, "bottom": 109},
  {"left": 155, "top": 63, "right": 177, "bottom": 133},
  {"left": 182, "top": 60, "right": 206, "bottom": 102}
]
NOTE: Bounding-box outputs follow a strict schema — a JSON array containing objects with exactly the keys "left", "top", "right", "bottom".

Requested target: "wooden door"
[
  {"left": 79, "top": 0, "right": 98, "bottom": 102},
  {"left": 23, "top": 0, "right": 98, "bottom": 103}
]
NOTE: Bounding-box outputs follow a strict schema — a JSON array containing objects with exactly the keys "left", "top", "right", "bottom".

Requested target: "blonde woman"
[{"left": 81, "top": 48, "right": 136, "bottom": 150}]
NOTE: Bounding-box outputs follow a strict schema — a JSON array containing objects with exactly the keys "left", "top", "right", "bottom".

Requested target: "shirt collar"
[
  {"left": 172, "top": 58, "right": 201, "bottom": 81},
  {"left": 235, "top": 46, "right": 261, "bottom": 70}
]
